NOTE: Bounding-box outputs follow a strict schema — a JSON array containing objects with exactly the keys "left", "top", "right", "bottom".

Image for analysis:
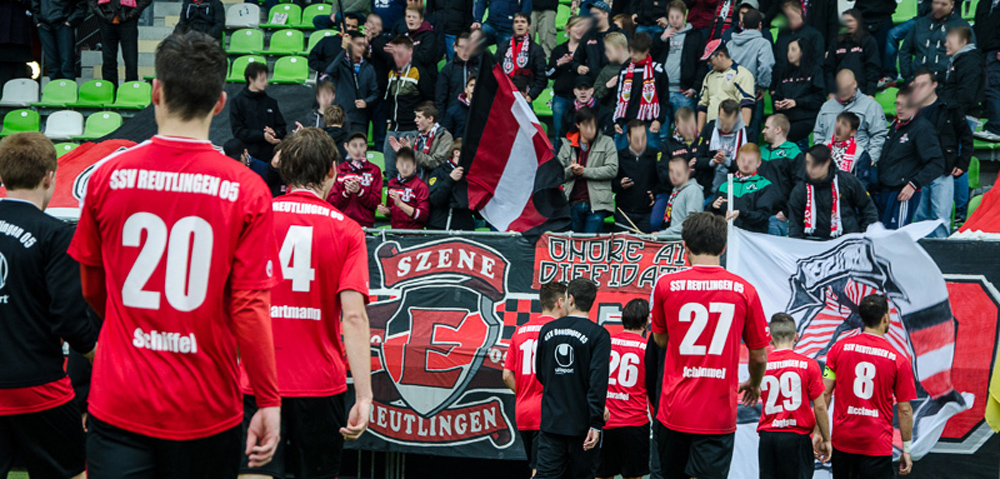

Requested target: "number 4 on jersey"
[{"left": 279, "top": 225, "right": 316, "bottom": 292}]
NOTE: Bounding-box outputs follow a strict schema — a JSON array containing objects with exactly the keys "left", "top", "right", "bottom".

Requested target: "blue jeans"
[
  {"left": 38, "top": 22, "right": 76, "bottom": 80},
  {"left": 883, "top": 19, "right": 915, "bottom": 78},
  {"left": 650, "top": 193, "right": 671, "bottom": 231},
  {"left": 954, "top": 172, "right": 970, "bottom": 221},
  {"left": 984, "top": 51, "right": 1000, "bottom": 135},
  {"left": 914, "top": 174, "right": 954, "bottom": 237},
  {"left": 614, "top": 124, "right": 663, "bottom": 151},
  {"left": 445, "top": 34, "right": 457, "bottom": 60},
  {"left": 569, "top": 201, "right": 607, "bottom": 233},
  {"left": 635, "top": 24, "right": 665, "bottom": 38},
  {"left": 382, "top": 130, "right": 418, "bottom": 179},
  {"left": 481, "top": 23, "right": 512, "bottom": 48},
  {"left": 551, "top": 95, "right": 573, "bottom": 141},
  {"left": 768, "top": 215, "right": 788, "bottom": 236}
]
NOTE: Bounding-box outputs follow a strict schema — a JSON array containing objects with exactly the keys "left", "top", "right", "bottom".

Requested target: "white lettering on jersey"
[
  {"left": 109, "top": 169, "right": 239, "bottom": 202},
  {"left": 132, "top": 328, "right": 198, "bottom": 354}
]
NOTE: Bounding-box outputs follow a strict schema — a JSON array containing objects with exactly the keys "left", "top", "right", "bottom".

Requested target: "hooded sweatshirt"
[
  {"left": 661, "top": 178, "right": 704, "bottom": 236},
  {"left": 760, "top": 140, "right": 804, "bottom": 206},
  {"left": 812, "top": 89, "right": 888, "bottom": 163},
  {"left": 943, "top": 43, "right": 985, "bottom": 118},
  {"left": 727, "top": 29, "right": 775, "bottom": 89},
  {"left": 436, "top": 54, "right": 483, "bottom": 114},
  {"left": 695, "top": 117, "right": 747, "bottom": 195}
]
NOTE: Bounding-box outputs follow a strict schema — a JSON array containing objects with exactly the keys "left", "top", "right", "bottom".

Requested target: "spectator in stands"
[
  {"left": 630, "top": 0, "right": 668, "bottom": 38},
  {"left": 498, "top": 13, "right": 547, "bottom": 103},
  {"left": 772, "top": 38, "right": 826, "bottom": 146},
  {"left": 874, "top": 87, "right": 944, "bottom": 229},
  {"left": 813, "top": 70, "right": 888, "bottom": 165},
  {"left": 33, "top": 0, "right": 90, "bottom": 79},
  {"left": 658, "top": 155, "right": 704, "bottom": 236},
  {"left": 911, "top": 69, "right": 972, "bottom": 237},
  {"left": 788, "top": 145, "right": 879, "bottom": 239},
  {"left": 230, "top": 62, "right": 285, "bottom": 195},
  {"left": 696, "top": 40, "right": 754, "bottom": 131},
  {"left": 653, "top": 1, "right": 706, "bottom": 124},
  {"left": 323, "top": 104, "right": 351, "bottom": 162},
  {"left": 774, "top": 0, "right": 825, "bottom": 74},
  {"left": 323, "top": 32, "right": 379, "bottom": 134},
  {"left": 559, "top": 107, "right": 618, "bottom": 233},
  {"left": 695, "top": 99, "right": 747, "bottom": 197},
  {"left": 704, "top": 0, "right": 740, "bottom": 42},
  {"left": 403, "top": 6, "right": 439, "bottom": 76},
  {"left": 309, "top": 31, "right": 346, "bottom": 73},
  {"left": 654, "top": 106, "right": 702, "bottom": 229},
  {"left": 0, "top": 0, "right": 33, "bottom": 86},
  {"left": 427, "top": 0, "right": 472, "bottom": 59},
  {"left": 329, "top": 132, "right": 383, "bottom": 227},
  {"left": 825, "top": 9, "right": 881, "bottom": 97},
  {"left": 530, "top": 0, "right": 557, "bottom": 58},
  {"left": 581, "top": 1, "right": 622, "bottom": 64},
  {"left": 316, "top": 7, "right": 368, "bottom": 30},
  {"left": 383, "top": 35, "right": 432, "bottom": 179},
  {"left": 899, "top": 0, "right": 971, "bottom": 84},
  {"left": 709, "top": 143, "right": 780, "bottom": 233},
  {"left": 88, "top": 0, "right": 150, "bottom": 86},
  {"left": 173, "top": 0, "right": 223, "bottom": 41},
  {"left": 827, "top": 112, "right": 875, "bottom": 190},
  {"left": 428, "top": 139, "right": 476, "bottom": 230},
  {"left": 548, "top": 15, "right": 593, "bottom": 142},
  {"left": 560, "top": 76, "right": 615, "bottom": 140},
  {"left": 943, "top": 26, "right": 984, "bottom": 126},
  {"left": 761, "top": 114, "right": 803, "bottom": 236},
  {"left": 472, "top": 0, "right": 531, "bottom": 47},
  {"left": 855, "top": 0, "right": 902, "bottom": 82},
  {"left": 684, "top": 0, "right": 718, "bottom": 36},
  {"left": 973, "top": 0, "right": 1000, "bottom": 143},
  {"left": 296, "top": 81, "right": 337, "bottom": 130},
  {"left": 727, "top": 8, "right": 773, "bottom": 139},
  {"left": 396, "top": 101, "right": 453, "bottom": 173},
  {"left": 762, "top": 0, "right": 839, "bottom": 43},
  {"left": 443, "top": 76, "right": 473, "bottom": 139},
  {"left": 594, "top": 32, "right": 628, "bottom": 110},
  {"left": 379, "top": 147, "right": 430, "bottom": 229},
  {"left": 368, "top": 13, "right": 394, "bottom": 149},
  {"left": 615, "top": 120, "right": 659, "bottom": 233},
  {"left": 436, "top": 32, "right": 482, "bottom": 117},
  {"left": 372, "top": 0, "right": 406, "bottom": 34},
  {"left": 613, "top": 32, "right": 669, "bottom": 149},
  {"left": 612, "top": 13, "right": 636, "bottom": 38},
  {"left": 880, "top": 0, "right": 933, "bottom": 88}
]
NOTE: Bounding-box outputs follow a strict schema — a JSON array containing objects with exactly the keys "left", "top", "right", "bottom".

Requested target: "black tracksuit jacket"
[
  {"left": 877, "top": 116, "right": 944, "bottom": 191},
  {"left": 535, "top": 316, "right": 611, "bottom": 436},
  {"left": 919, "top": 98, "right": 973, "bottom": 174},
  {"left": 825, "top": 34, "right": 881, "bottom": 96}
]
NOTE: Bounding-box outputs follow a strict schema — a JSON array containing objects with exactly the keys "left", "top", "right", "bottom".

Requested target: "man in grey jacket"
[
  {"left": 899, "top": 0, "right": 973, "bottom": 83},
  {"left": 323, "top": 31, "right": 380, "bottom": 134},
  {"left": 726, "top": 8, "right": 774, "bottom": 140},
  {"left": 559, "top": 108, "right": 619, "bottom": 233},
  {"left": 812, "top": 70, "right": 888, "bottom": 163},
  {"left": 659, "top": 155, "right": 704, "bottom": 236}
]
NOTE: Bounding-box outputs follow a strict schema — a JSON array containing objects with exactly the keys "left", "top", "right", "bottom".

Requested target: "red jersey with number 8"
[
  {"left": 69, "top": 136, "right": 282, "bottom": 441},
  {"left": 757, "top": 349, "right": 825, "bottom": 435},
  {"left": 650, "top": 265, "right": 770, "bottom": 434},
  {"left": 605, "top": 331, "right": 649, "bottom": 428},
  {"left": 825, "top": 333, "right": 917, "bottom": 456},
  {"left": 503, "top": 315, "right": 556, "bottom": 431}
]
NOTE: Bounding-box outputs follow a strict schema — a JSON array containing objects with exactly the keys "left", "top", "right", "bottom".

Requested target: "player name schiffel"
[
  {"left": 683, "top": 366, "right": 727, "bottom": 379},
  {"left": 132, "top": 328, "right": 198, "bottom": 354},
  {"left": 108, "top": 169, "right": 241, "bottom": 202},
  {"left": 848, "top": 406, "right": 879, "bottom": 417},
  {"left": 843, "top": 343, "right": 897, "bottom": 361},
  {"left": 270, "top": 305, "right": 322, "bottom": 321},
  {"left": 607, "top": 391, "right": 630, "bottom": 400},
  {"left": 771, "top": 419, "right": 798, "bottom": 428},
  {"left": 669, "top": 279, "right": 745, "bottom": 293}
]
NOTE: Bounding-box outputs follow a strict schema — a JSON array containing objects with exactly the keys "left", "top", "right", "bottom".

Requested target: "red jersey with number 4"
[
  {"left": 504, "top": 315, "right": 556, "bottom": 431},
  {"left": 825, "top": 333, "right": 917, "bottom": 456},
  {"left": 240, "top": 190, "right": 369, "bottom": 397},
  {"left": 606, "top": 331, "right": 649, "bottom": 428},
  {"left": 757, "top": 349, "right": 825, "bottom": 435},
  {"left": 68, "top": 136, "right": 282, "bottom": 440},
  {"left": 650, "top": 265, "right": 770, "bottom": 434}
]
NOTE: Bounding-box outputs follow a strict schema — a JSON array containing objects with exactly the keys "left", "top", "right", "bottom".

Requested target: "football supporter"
[
  {"left": 822, "top": 294, "right": 917, "bottom": 479},
  {"left": 658, "top": 155, "right": 704, "bottom": 237},
  {"left": 322, "top": 104, "right": 350, "bottom": 163},
  {"left": 503, "top": 281, "right": 569, "bottom": 474},
  {"left": 787, "top": 145, "right": 879, "bottom": 240},
  {"left": 379, "top": 147, "right": 430, "bottom": 229},
  {"left": 597, "top": 298, "right": 650, "bottom": 479},
  {"left": 328, "top": 132, "right": 384, "bottom": 228},
  {"left": 760, "top": 113, "right": 805, "bottom": 236},
  {"left": 239, "top": 127, "right": 373, "bottom": 479},
  {"left": 69, "top": 32, "right": 283, "bottom": 477},
  {"left": 650, "top": 212, "right": 769, "bottom": 479},
  {"left": 612, "top": 32, "right": 669, "bottom": 150},
  {"left": 757, "top": 313, "right": 831, "bottom": 479},
  {"left": 427, "top": 139, "right": 476, "bottom": 230},
  {"left": 535, "top": 279, "right": 612, "bottom": 479},
  {"left": 0, "top": 132, "right": 98, "bottom": 479},
  {"left": 709, "top": 143, "right": 782, "bottom": 234},
  {"left": 230, "top": 61, "right": 286, "bottom": 195}
]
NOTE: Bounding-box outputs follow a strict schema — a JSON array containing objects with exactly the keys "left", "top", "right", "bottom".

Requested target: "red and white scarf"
[
  {"left": 502, "top": 35, "right": 530, "bottom": 77},
  {"left": 415, "top": 123, "right": 440, "bottom": 154},
  {"left": 828, "top": 135, "right": 858, "bottom": 173},
  {"left": 458, "top": 92, "right": 471, "bottom": 107},
  {"left": 99, "top": 0, "right": 137, "bottom": 6},
  {"left": 804, "top": 174, "right": 842, "bottom": 238},
  {"left": 574, "top": 97, "right": 595, "bottom": 111},
  {"left": 662, "top": 181, "right": 691, "bottom": 224},
  {"left": 614, "top": 56, "right": 660, "bottom": 121}
]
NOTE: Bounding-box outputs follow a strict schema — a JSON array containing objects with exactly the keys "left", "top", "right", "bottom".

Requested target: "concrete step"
[
  {"left": 154, "top": 2, "right": 182, "bottom": 17},
  {"left": 139, "top": 26, "right": 175, "bottom": 41},
  {"left": 82, "top": 50, "right": 156, "bottom": 68}
]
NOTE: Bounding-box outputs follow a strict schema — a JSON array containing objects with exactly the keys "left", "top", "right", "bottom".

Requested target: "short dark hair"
[
  {"left": 390, "top": 35, "right": 413, "bottom": 49},
  {"left": 396, "top": 146, "right": 416, "bottom": 163},
  {"left": 0, "top": 132, "right": 57, "bottom": 190},
  {"left": 897, "top": 85, "right": 913, "bottom": 98},
  {"left": 415, "top": 101, "right": 438, "bottom": 121},
  {"left": 622, "top": 299, "right": 649, "bottom": 330},
  {"left": 626, "top": 119, "right": 646, "bottom": 136},
  {"left": 276, "top": 128, "right": 337, "bottom": 189},
  {"left": 566, "top": 278, "right": 598, "bottom": 312},
  {"left": 539, "top": 281, "right": 568, "bottom": 311},
  {"left": 719, "top": 99, "right": 740, "bottom": 116},
  {"left": 244, "top": 61, "right": 268, "bottom": 84},
  {"left": 223, "top": 138, "right": 244, "bottom": 160},
  {"left": 742, "top": 8, "right": 762, "bottom": 29},
  {"left": 514, "top": 12, "right": 531, "bottom": 24},
  {"left": 324, "top": 104, "right": 345, "bottom": 126},
  {"left": 914, "top": 68, "right": 938, "bottom": 84},
  {"left": 347, "top": 30, "right": 366, "bottom": 40},
  {"left": 836, "top": 111, "right": 860, "bottom": 132},
  {"left": 681, "top": 212, "right": 727, "bottom": 256},
  {"left": 456, "top": 31, "right": 472, "bottom": 43},
  {"left": 859, "top": 294, "right": 889, "bottom": 328},
  {"left": 574, "top": 106, "right": 596, "bottom": 126},
  {"left": 315, "top": 80, "right": 336, "bottom": 97},
  {"left": 667, "top": 0, "right": 687, "bottom": 15},
  {"left": 807, "top": 144, "right": 832, "bottom": 165},
  {"left": 155, "top": 32, "right": 228, "bottom": 121},
  {"left": 344, "top": 12, "right": 363, "bottom": 23},
  {"left": 630, "top": 32, "right": 652, "bottom": 53},
  {"left": 770, "top": 313, "right": 797, "bottom": 343},
  {"left": 714, "top": 43, "right": 730, "bottom": 58},
  {"left": 948, "top": 25, "right": 973, "bottom": 45},
  {"left": 674, "top": 106, "right": 695, "bottom": 123},
  {"left": 781, "top": 0, "right": 803, "bottom": 14}
]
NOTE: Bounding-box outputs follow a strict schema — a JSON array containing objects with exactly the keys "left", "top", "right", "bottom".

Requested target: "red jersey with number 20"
[
  {"left": 757, "top": 349, "right": 825, "bottom": 435},
  {"left": 240, "top": 190, "right": 369, "bottom": 397},
  {"left": 650, "top": 265, "right": 770, "bottom": 434},
  {"left": 68, "top": 136, "right": 282, "bottom": 441},
  {"left": 605, "top": 331, "right": 649, "bottom": 429},
  {"left": 825, "top": 333, "right": 917, "bottom": 456},
  {"left": 503, "top": 315, "right": 556, "bottom": 431}
]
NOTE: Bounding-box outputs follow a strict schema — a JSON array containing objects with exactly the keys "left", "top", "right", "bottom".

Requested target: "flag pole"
[
  {"left": 616, "top": 207, "right": 643, "bottom": 234},
  {"left": 726, "top": 173, "right": 734, "bottom": 269}
]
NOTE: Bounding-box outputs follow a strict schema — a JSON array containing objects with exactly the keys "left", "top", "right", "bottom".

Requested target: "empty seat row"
[
  {"left": 0, "top": 109, "right": 123, "bottom": 141},
  {"left": 226, "top": 55, "right": 308, "bottom": 84},
  {"left": 228, "top": 28, "right": 335, "bottom": 56},
  {"left": 0, "top": 79, "right": 151, "bottom": 110},
  {"left": 225, "top": 3, "right": 332, "bottom": 30}
]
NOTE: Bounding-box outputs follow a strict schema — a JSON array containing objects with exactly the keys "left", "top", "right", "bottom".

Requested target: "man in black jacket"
[
  {"left": 496, "top": 13, "right": 548, "bottom": 102},
  {"left": 652, "top": 0, "right": 707, "bottom": 122},
  {"left": 436, "top": 32, "right": 482, "bottom": 116},
  {"left": 943, "top": 26, "right": 984, "bottom": 122},
  {"left": 612, "top": 33, "right": 669, "bottom": 150},
  {"left": 874, "top": 87, "right": 944, "bottom": 229},
  {"left": 973, "top": 0, "right": 1000, "bottom": 143},
  {"left": 534, "top": 278, "right": 610, "bottom": 479},
  {"left": 323, "top": 31, "right": 380, "bottom": 133},
  {"left": 427, "top": 139, "right": 476, "bottom": 229},
  {"left": 788, "top": 145, "right": 878, "bottom": 240},
  {"left": 614, "top": 120, "right": 659, "bottom": 233},
  {"left": 32, "top": 0, "right": 87, "bottom": 79},
  {"left": 230, "top": 62, "right": 286, "bottom": 195},
  {"left": 911, "top": 69, "right": 972, "bottom": 237},
  {"left": 773, "top": 0, "right": 825, "bottom": 73},
  {"left": 426, "top": 0, "right": 473, "bottom": 59},
  {"left": 173, "top": 0, "right": 224, "bottom": 41},
  {"left": 87, "top": 0, "right": 152, "bottom": 85},
  {"left": 761, "top": 0, "right": 839, "bottom": 44}
]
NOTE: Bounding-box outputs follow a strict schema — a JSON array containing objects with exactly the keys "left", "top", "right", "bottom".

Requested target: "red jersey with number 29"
[
  {"left": 605, "top": 331, "right": 649, "bottom": 429},
  {"left": 757, "top": 349, "right": 825, "bottom": 435},
  {"left": 825, "top": 333, "right": 917, "bottom": 456},
  {"left": 68, "top": 136, "right": 282, "bottom": 441},
  {"left": 503, "top": 315, "right": 556, "bottom": 431},
  {"left": 650, "top": 265, "right": 770, "bottom": 434},
  {"left": 240, "top": 190, "right": 369, "bottom": 397}
]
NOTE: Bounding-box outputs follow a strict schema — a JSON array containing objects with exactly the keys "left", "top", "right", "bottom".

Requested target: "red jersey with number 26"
[
  {"left": 503, "top": 315, "right": 556, "bottom": 431},
  {"left": 605, "top": 331, "right": 649, "bottom": 429},
  {"left": 68, "top": 136, "right": 282, "bottom": 441},
  {"left": 825, "top": 333, "right": 917, "bottom": 456},
  {"left": 757, "top": 349, "right": 825, "bottom": 435},
  {"left": 650, "top": 265, "right": 770, "bottom": 434}
]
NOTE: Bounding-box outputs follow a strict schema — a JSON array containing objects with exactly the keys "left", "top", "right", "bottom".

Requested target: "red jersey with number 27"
[
  {"left": 650, "top": 265, "right": 770, "bottom": 435},
  {"left": 503, "top": 315, "right": 556, "bottom": 431},
  {"left": 757, "top": 349, "right": 825, "bottom": 435},
  {"left": 825, "top": 333, "right": 917, "bottom": 456},
  {"left": 68, "top": 136, "right": 281, "bottom": 441},
  {"left": 605, "top": 331, "right": 649, "bottom": 429}
]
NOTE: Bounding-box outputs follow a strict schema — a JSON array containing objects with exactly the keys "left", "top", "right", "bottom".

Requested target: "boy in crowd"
[
  {"left": 379, "top": 147, "right": 429, "bottom": 229},
  {"left": 383, "top": 35, "right": 433, "bottom": 179},
  {"left": 436, "top": 32, "right": 483, "bottom": 116},
  {"left": 402, "top": 6, "right": 440, "bottom": 78},
  {"left": 757, "top": 313, "right": 831, "bottom": 478},
  {"left": 653, "top": 106, "right": 703, "bottom": 231},
  {"left": 812, "top": 70, "right": 888, "bottom": 164},
  {"left": 654, "top": 1, "right": 707, "bottom": 123},
  {"left": 615, "top": 120, "right": 660, "bottom": 233},
  {"left": 697, "top": 41, "right": 755, "bottom": 131},
  {"left": 594, "top": 32, "right": 628, "bottom": 110},
  {"left": 323, "top": 104, "right": 350, "bottom": 163},
  {"left": 560, "top": 77, "right": 615, "bottom": 140},
  {"left": 427, "top": 140, "right": 476, "bottom": 230},
  {"left": 710, "top": 143, "right": 781, "bottom": 233},
  {"left": 323, "top": 31, "right": 379, "bottom": 134},
  {"left": 658, "top": 155, "right": 704, "bottom": 236},
  {"left": 559, "top": 108, "right": 619, "bottom": 233},
  {"left": 296, "top": 81, "right": 337, "bottom": 130},
  {"left": 613, "top": 33, "right": 669, "bottom": 150},
  {"left": 597, "top": 298, "right": 650, "bottom": 479},
  {"left": 231, "top": 61, "right": 286, "bottom": 195},
  {"left": 695, "top": 99, "right": 748, "bottom": 198},
  {"left": 443, "top": 77, "right": 474, "bottom": 139},
  {"left": 788, "top": 145, "right": 879, "bottom": 240},
  {"left": 503, "top": 282, "right": 568, "bottom": 476},
  {"left": 329, "top": 132, "right": 384, "bottom": 228},
  {"left": 828, "top": 112, "right": 875, "bottom": 188},
  {"left": 497, "top": 13, "right": 548, "bottom": 103},
  {"left": 760, "top": 113, "right": 804, "bottom": 236},
  {"left": 412, "top": 102, "right": 454, "bottom": 173}
]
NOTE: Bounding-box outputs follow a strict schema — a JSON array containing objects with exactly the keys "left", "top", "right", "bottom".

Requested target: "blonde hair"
[
  {"left": 566, "top": 15, "right": 588, "bottom": 32},
  {"left": 604, "top": 31, "right": 628, "bottom": 51}
]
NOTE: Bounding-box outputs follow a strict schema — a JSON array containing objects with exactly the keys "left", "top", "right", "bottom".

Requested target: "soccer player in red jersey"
[
  {"left": 649, "top": 212, "right": 769, "bottom": 479},
  {"left": 68, "top": 32, "right": 283, "bottom": 478},
  {"left": 238, "top": 128, "right": 373, "bottom": 479},
  {"left": 597, "top": 298, "right": 650, "bottom": 479},
  {"left": 757, "top": 313, "right": 831, "bottom": 479},
  {"left": 503, "top": 281, "right": 567, "bottom": 475},
  {"left": 823, "top": 294, "right": 917, "bottom": 479}
]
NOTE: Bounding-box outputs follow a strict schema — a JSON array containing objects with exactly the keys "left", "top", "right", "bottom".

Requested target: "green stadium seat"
[
  {"left": 968, "top": 194, "right": 983, "bottom": 218},
  {"left": 962, "top": 0, "right": 979, "bottom": 20},
  {"left": 893, "top": 0, "right": 917, "bottom": 24},
  {"left": 875, "top": 87, "right": 898, "bottom": 117},
  {"left": 533, "top": 89, "right": 554, "bottom": 117},
  {"left": 270, "top": 56, "right": 309, "bottom": 84},
  {"left": 368, "top": 122, "right": 374, "bottom": 147},
  {"left": 261, "top": 3, "right": 302, "bottom": 29},
  {"left": 54, "top": 142, "right": 78, "bottom": 157},
  {"left": 555, "top": 4, "right": 571, "bottom": 30},
  {"left": 70, "top": 79, "right": 115, "bottom": 108},
  {"left": 264, "top": 29, "right": 305, "bottom": 55},
  {"left": 228, "top": 28, "right": 264, "bottom": 55},
  {"left": 366, "top": 151, "right": 385, "bottom": 171},
  {"left": 764, "top": 91, "right": 773, "bottom": 116},
  {"left": 298, "top": 3, "right": 330, "bottom": 29},
  {"left": 227, "top": 55, "right": 267, "bottom": 82},
  {"left": 109, "top": 81, "right": 151, "bottom": 109},
  {"left": 74, "top": 111, "right": 123, "bottom": 141},
  {"left": 305, "top": 30, "right": 337, "bottom": 54},
  {"left": 0, "top": 109, "right": 41, "bottom": 137},
  {"left": 0, "top": 78, "right": 39, "bottom": 107},
  {"left": 968, "top": 156, "right": 980, "bottom": 189},
  {"left": 32, "top": 79, "right": 78, "bottom": 108}
]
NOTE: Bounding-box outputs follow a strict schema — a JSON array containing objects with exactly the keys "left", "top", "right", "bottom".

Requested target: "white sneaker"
[{"left": 974, "top": 130, "right": 1000, "bottom": 142}]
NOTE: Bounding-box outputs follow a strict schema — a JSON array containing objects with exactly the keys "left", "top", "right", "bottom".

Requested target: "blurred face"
[
  {"left": 578, "top": 119, "right": 597, "bottom": 142},
  {"left": 630, "top": 48, "right": 649, "bottom": 64},
  {"left": 710, "top": 53, "right": 728, "bottom": 71},
  {"left": 787, "top": 41, "right": 802, "bottom": 65},
  {"left": 465, "top": 79, "right": 476, "bottom": 98},
  {"left": 455, "top": 38, "right": 469, "bottom": 60},
  {"left": 346, "top": 138, "right": 367, "bottom": 160},
  {"left": 605, "top": 43, "right": 626, "bottom": 63},
  {"left": 895, "top": 96, "right": 914, "bottom": 121},
  {"left": 248, "top": 71, "right": 268, "bottom": 91},
  {"left": 762, "top": 117, "right": 780, "bottom": 143},
  {"left": 676, "top": 116, "right": 698, "bottom": 139},
  {"left": 317, "top": 88, "right": 334, "bottom": 107},
  {"left": 366, "top": 16, "right": 382, "bottom": 35},
  {"left": 805, "top": 153, "right": 830, "bottom": 181},
  {"left": 833, "top": 118, "right": 855, "bottom": 142},
  {"left": 931, "top": 0, "right": 954, "bottom": 19},
  {"left": 718, "top": 110, "right": 738, "bottom": 133},
  {"left": 836, "top": 75, "right": 857, "bottom": 101},
  {"left": 513, "top": 16, "right": 530, "bottom": 36},
  {"left": 590, "top": 8, "right": 609, "bottom": 27},
  {"left": 911, "top": 74, "right": 938, "bottom": 105},
  {"left": 574, "top": 86, "right": 594, "bottom": 103},
  {"left": 351, "top": 37, "right": 367, "bottom": 58},
  {"left": 628, "top": 126, "right": 646, "bottom": 151},
  {"left": 405, "top": 10, "right": 422, "bottom": 30},
  {"left": 668, "top": 159, "right": 690, "bottom": 187},
  {"left": 843, "top": 14, "right": 858, "bottom": 34},
  {"left": 945, "top": 32, "right": 964, "bottom": 56},
  {"left": 392, "top": 45, "right": 413, "bottom": 68},
  {"left": 736, "top": 152, "right": 760, "bottom": 175},
  {"left": 668, "top": 8, "right": 685, "bottom": 29},
  {"left": 344, "top": 16, "right": 360, "bottom": 31},
  {"left": 414, "top": 111, "right": 434, "bottom": 132},
  {"left": 782, "top": 5, "right": 803, "bottom": 27},
  {"left": 397, "top": 157, "right": 416, "bottom": 178},
  {"left": 569, "top": 19, "right": 591, "bottom": 40}
]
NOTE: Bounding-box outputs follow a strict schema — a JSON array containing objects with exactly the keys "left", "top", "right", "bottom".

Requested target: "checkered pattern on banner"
[{"left": 496, "top": 298, "right": 541, "bottom": 339}]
